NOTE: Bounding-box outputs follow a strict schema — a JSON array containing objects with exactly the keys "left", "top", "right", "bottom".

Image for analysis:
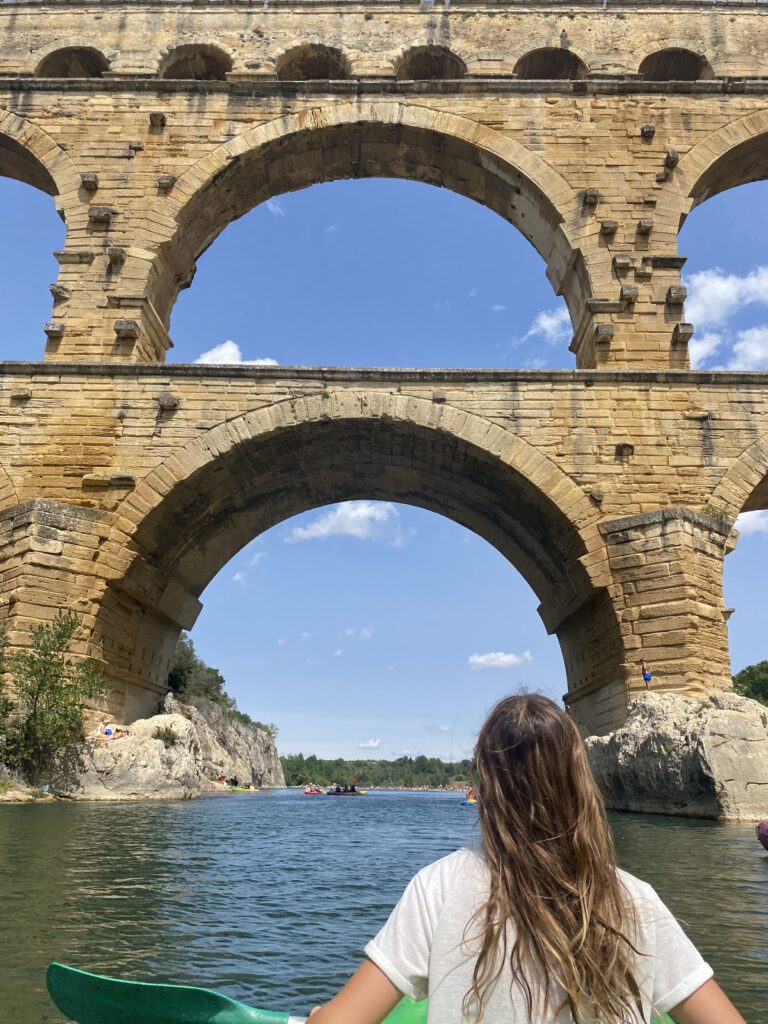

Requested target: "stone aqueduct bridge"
[{"left": 1, "top": 0, "right": 768, "bottom": 733}]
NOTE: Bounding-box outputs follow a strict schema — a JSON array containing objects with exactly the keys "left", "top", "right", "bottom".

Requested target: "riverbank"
[{"left": 1, "top": 695, "right": 284, "bottom": 802}]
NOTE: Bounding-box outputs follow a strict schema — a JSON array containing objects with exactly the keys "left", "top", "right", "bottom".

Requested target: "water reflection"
[{"left": 0, "top": 794, "right": 765, "bottom": 1023}]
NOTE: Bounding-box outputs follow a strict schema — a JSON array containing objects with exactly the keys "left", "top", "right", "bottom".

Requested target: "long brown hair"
[{"left": 465, "top": 694, "right": 642, "bottom": 1023}]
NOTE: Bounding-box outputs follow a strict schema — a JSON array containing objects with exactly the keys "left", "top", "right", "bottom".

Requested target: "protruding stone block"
[
  {"left": 621, "top": 285, "right": 639, "bottom": 303},
  {"left": 640, "top": 123, "right": 656, "bottom": 139},
  {"left": 44, "top": 321, "right": 64, "bottom": 337},
  {"left": 582, "top": 188, "right": 600, "bottom": 208},
  {"left": 88, "top": 206, "right": 113, "bottom": 226},
  {"left": 600, "top": 219, "right": 618, "bottom": 235},
  {"left": 158, "top": 174, "right": 177, "bottom": 192},
  {"left": 637, "top": 218, "right": 654, "bottom": 235},
  {"left": 672, "top": 322, "right": 694, "bottom": 346},
  {"left": 149, "top": 111, "right": 167, "bottom": 128},
  {"left": 665, "top": 148, "right": 680, "bottom": 169},
  {"left": 114, "top": 319, "right": 140, "bottom": 341},
  {"left": 667, "top": 286, "right": 687, "bottom": 305},
  {"left": 80, "top": 172, "right": 99, "bottom": 192}
]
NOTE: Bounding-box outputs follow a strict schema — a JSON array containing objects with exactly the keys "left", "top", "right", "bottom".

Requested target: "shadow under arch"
[
  {"left": 151, "top": 102, "right": 589, "bottom": 356},
  {"left": 0, "top": 108, "right": 81, "bottom": 202},
  {"left": 678, "top": 111, "right": 768, "bottom": 214},
  {"left": 94, "top": 394, "right": 623, "bottom": 732}
]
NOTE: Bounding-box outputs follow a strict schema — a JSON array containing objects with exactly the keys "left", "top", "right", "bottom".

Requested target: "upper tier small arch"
[
  {"left": 35, "top": 46, "right": 109, "bottom": 78},
  {"left": 638, "top": 48, "right": 713, "bottom": 82},
  {"left": 158, "top": 44, "right": 232, "bottom": 81},
  {"left": 276, "top": 44, "right": 350, "bottom": 81},
  {"left": 514, "top": 48, "right": 588, "bottom": 81},
  {"left": 395, "top": 46, "right": 467, "bottom": 81}
]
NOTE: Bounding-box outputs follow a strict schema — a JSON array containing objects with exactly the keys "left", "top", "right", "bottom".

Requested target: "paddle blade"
[{"left": 47, "top": 963, "right": 291, "bottom": 1024}]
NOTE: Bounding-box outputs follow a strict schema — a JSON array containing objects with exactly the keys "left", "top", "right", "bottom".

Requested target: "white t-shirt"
[{"left": 365, "top": 848, "right": 713, "bottom": 1024}]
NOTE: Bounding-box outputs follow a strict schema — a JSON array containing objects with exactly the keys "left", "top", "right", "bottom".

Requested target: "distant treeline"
[{"left": 281, "top": 753, "right": 472, "bottom": 789}]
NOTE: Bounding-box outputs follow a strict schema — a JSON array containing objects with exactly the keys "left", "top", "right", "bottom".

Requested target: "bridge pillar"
[
  {"left": 600, "top": 508, "right": 732, "bottom": 699},
  {"left": 0, "top": 500, "right": 194, "bottom": 722}
]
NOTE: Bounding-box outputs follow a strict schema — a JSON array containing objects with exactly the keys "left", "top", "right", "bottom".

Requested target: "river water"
[{"left": 0, "top": 791, "right": 765, "bottom": 1023}]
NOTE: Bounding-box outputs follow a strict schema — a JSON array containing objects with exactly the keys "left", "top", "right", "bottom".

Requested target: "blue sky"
[{"left": 1, "top": 175, "right": 767, "bottom": 757}]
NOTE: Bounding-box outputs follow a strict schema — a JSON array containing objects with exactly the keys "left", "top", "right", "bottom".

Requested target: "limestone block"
[{"left": 586, "top": 692, "right": 768, "bottom": 821}]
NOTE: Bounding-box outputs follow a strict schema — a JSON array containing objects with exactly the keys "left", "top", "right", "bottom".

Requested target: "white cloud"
[
  {"left": 343, "top": 628, "right": 357, "bottom": 637},
  {"left": 298, "top": 632, "right": 311, "bottom": 646},
  {"left": 232, "top": 571, "right": 247, "bottom": 586},
  {"left": 333, "top": 649, "right": 343, "bottom": 657},
  {"left": 685, "top": 266, "right": 768, "bottom": 330},
  {"left": 286, "top": 501, "right": 403, "bottom": 546},
  {"left": 468, "top": 650, "right": 533, "bottom": 670},
  {"left": 195, "top": 340, "right": 278, "bottom": 366},
  {"left": 491, "top": 303, "right": 507, "bottom": 312},
  {"left": 277, "top": 638, "right": 287, "bottom": 646},
  {"left": 689, "top": 331, "right": 723, "bottom": 369},
  {"left": 519, "top": 306, "right": 571, "bottom": 346},
  {"left": 266, "top": 198, "right": 286, "bottom": 217},
  {"left": 467, "top": 288, "right": 478, "bottom": 299},
  {"left": 357, "top": 739, "right": 381, "bottom": 749},
  {"left": 248, "top": 551, "right": 268, "bottom": 568},
  {"left": 324, "top": 224, "right": 338, "bottom": 236},
  {"left": 735, "top": 510, "right": 768, "bottom": 536},
  {"left": 726, "top": 325, "right": 768, "bottom": 371}
]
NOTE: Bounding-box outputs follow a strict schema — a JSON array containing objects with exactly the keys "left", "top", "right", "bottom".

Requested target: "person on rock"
[{"left": 308, "top": 694, "right": 745, "bottom": 1024}]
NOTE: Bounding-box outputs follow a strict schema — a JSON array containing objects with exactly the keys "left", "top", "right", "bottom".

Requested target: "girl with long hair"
[{"left": 309, "top": 694, "right": 745, "bottom": 1024}]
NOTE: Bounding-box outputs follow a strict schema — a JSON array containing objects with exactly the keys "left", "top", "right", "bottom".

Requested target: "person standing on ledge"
[
  {"left": 642, "top": 660, "right": 653, "bottom": 689},
  {"left": 308, "top": 694, "right": 745, "bottom": 1024}
]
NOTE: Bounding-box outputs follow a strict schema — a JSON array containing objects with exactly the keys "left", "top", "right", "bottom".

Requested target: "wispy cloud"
[
  {"left": 248, "top": 551, "right": 268, "bottom": 568},
  {"left": 324, "top": 224, "right": 338, "bottom": 237},
  {"left": 735, "top": 510, "right": 768, "bottom": 536},
  {"left": 232, "top": 571, "right": 247, "bottom": 586},
  {"left": 685, "top": 266, "right": 768, "bottom": 330},
  {"left": 333, "top": 649, "right": 343, "bottom": 657},
  {"left": 195, "top": 340, "right": 278, "bottom": 366},
  {"left": 298, "top": 631, "right": 311, "bottom": 646},
  {"left": 490, "top": 303, "right": 507, "bottom": 312},
  {"left": 424, "top": 724, "right": 451, "bottom": 733},
  {"left": 468, "top": 650, "right": 533, "bottom": 670},
  {"left": 685, "top": 267, "right": 768, "bottom": 370},
  {"left": 266, "top": 198, "right": 286, "bottom": 218},
  {"left": 286, "top": 501, "right": 404, "bottom": 546},
  {"left": 343, "top": 626, "right": 374, "bottom": 640},
  {"left": 467, "top": 288, "right": 478, "bottom": 299},
  {"left": 277, "top": 638, "right": 287, "bottom": 647},
  {"left": 358, "top": 739, "right": 381, "bottom": 749},
  {"left": 516, "top": 306, "right": 571, "bottom": 347}
]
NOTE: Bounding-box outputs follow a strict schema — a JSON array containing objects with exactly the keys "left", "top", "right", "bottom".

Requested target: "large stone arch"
[
  {"left": 710, "top": 429, "right": 768, "bottom": 518},
  {"left": 150, "top": 101, "right": 590, "bottom": 349},
  {"left": 0, "top": 109, "right": 81, "bottom": 206},
  {"left": 677, "top": 110, "right": 768, "bottom": 214},
  {"left": 92, "top": 393, "right": 622, "bottom": 729}
]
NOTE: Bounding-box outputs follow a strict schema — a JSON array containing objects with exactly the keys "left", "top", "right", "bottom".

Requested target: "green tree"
[
  {"left": 0, "top": 612, "right": 106, "bottom": 785},
  {"left": 733, "top": 661, "right": 768, "bottom": 707},
  {"left": 166, "top": 633, "right": 278, "bottom": 739}
]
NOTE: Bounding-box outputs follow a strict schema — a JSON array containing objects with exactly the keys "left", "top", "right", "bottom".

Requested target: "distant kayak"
[
  {"left": 327, "top": 790, "right": 367, "bottom": 796},
  {"left": 757, "top": 821, "right": 768, "bottom": 851},
  {"left": 303, "top": 789, "right": 323, "bottom": 796}
]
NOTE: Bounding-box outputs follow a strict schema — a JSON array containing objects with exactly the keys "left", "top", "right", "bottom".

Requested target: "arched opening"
[
  {"left": 159, "top": 44, "right": 232, "bottom": 81},
  {"left": 187, "top": 501, "right": 562, "bottom": 759},
  {"left": 724, "top": 483, "right": 768, "bottom": 691},
  {"left": 94, "top": 408, "right": 621, "bottom": 733},
  {"left": 35, "top": 47, "right": 109, "bottom": 78},
  {"left": 395, "top": 46, "right": 466, "bottom": 81},
  {"left": 276, "top": 44, "right": 350, "bottom": 81},
  {"left": 169, "top": 179, "right": 575, "bottom": 369},
  {"left": 0, "top": 134, "right": 66, "bottom": 357},
  {"left": 514, "top": 48, "right": 587, "bottom": 81},
  {"left": 679, "top": 128, "right": 768, "bottom": 372},
  {"left": 151, "top": 110, "right": 588, "bottom": 364},
  {"left": 638, "top": 48, "right": 713, "bottom": 82}
]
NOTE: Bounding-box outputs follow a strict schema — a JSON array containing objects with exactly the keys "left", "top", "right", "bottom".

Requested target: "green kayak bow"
[{"left": 46, "top": 962, "right": 673, "bottom": 1024}]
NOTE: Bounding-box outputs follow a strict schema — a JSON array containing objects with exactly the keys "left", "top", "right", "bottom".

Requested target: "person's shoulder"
[
  {"left": 616, "top": 868, "right": 665, "bottom": 915},
  {"left": 414, "top": 847, "right": 486, "bottom": 891}
]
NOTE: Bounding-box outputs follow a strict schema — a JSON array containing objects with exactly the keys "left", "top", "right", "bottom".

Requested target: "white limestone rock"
[
  {"left": 51, "top": 713, "right": 202, "bottom": 801},
  {"left": 586, "top": 691, "right": 768, "bottom": 821},
  {"left": 164, "top": 694, "right": 286, "bottom": 789}
]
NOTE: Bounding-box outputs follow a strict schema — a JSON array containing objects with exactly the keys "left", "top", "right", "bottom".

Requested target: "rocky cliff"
[
  {"left": 586, "top": 691, "right": 768, "bottom": 821},
  {"left": 50, "top": 696, "right": 284, "bottom": 801}
]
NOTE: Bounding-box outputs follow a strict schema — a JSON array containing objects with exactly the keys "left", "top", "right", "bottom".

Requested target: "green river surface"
[{"left": 0, "top": 790, "right": 766, "bottom": 1023}]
